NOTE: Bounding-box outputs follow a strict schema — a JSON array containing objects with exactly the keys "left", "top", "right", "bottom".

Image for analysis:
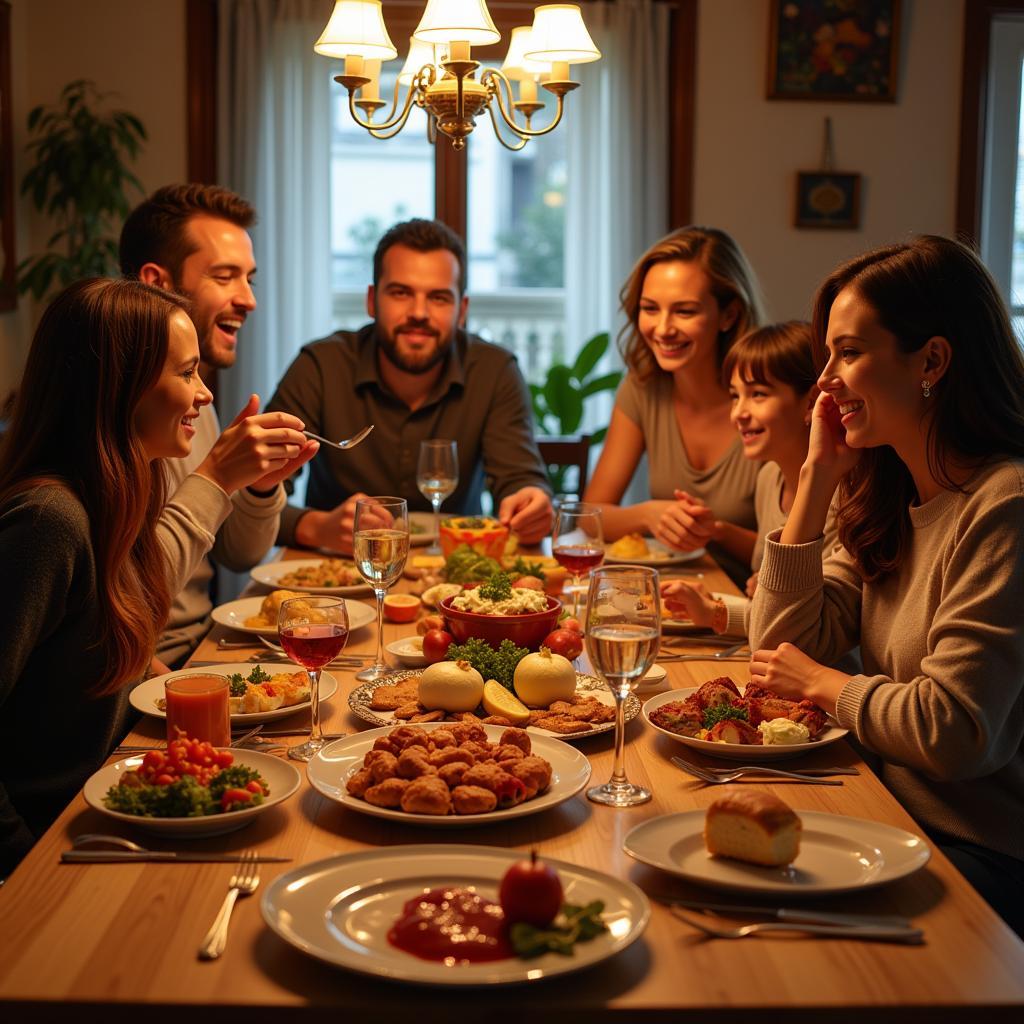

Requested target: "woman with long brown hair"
[
  {"left": 583, "top": 226, "right": 766, "bottom": 583},
  {"left": 749, "top": 236, "right": 1024, "bottom": 934},
  {"left": 0, "top": 278, "right": 216, "bottom": 874}
]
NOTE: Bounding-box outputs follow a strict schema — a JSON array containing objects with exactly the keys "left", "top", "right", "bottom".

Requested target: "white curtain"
[
  {"left": 565, "top": 0, "right": 670, "bottom": 371},
  {"left": 215, "top": 0, "right": 335, "bottom": 420}
]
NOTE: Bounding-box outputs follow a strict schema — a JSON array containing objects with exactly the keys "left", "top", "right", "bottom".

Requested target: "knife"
[
  {"left": 61, "top": 850, "right": 291, "bottom": 863},
  {"left": 653, "top": 896, "right": 915, "bottom": 929}
]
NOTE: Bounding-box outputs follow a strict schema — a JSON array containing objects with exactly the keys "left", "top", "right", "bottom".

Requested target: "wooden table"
[{"left": 2, "top": 551, "right": 1023, "bottom": 1022}]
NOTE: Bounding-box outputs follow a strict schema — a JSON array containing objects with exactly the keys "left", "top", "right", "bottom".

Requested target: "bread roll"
[{"left": 704, "top": 791, "right": 801, "bottom": 867}]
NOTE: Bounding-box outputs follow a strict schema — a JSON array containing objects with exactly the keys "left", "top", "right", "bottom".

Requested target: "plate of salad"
[{"left": 85, "top": 739, "right": 301, "bottom": 837}]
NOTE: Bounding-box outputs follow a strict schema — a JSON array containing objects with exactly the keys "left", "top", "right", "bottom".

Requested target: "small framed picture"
[
  {"left": 768, "top": 0, "right": 900, "bottom": 102},
  {"left": 794, "top": 171, "right": 861, "bottom": 230}
]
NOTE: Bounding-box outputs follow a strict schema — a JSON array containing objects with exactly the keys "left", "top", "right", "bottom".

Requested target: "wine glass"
[
  {"left": 353, "top": 495, "right": 410, "bottom": 681},
  {"left": 584, "top": 565, "right": 660, "bottom": 806},
  {"left": 277, "top": 596, "right": 349, "bottom": 762},
  {"left": 417, "top": 439, "right": 458, "bottom": 555},
  {"left": 552, "top": 501, "right": 604, "bottom": 618}
]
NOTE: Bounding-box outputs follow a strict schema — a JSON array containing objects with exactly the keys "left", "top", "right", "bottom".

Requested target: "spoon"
[{"left": 303, "top": 424, "right": 374, "bottom": 451}]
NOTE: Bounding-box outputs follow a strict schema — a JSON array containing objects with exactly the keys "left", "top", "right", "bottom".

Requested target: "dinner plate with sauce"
[{"left": 260, "top": 845, "right": 649, "bottom": 985}]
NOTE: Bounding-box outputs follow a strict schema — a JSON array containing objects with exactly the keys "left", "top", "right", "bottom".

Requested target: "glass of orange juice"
[{"left": 164, "top": 673, "right": 231, "bottom": 746}]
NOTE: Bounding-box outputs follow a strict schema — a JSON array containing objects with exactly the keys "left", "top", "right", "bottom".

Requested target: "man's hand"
[
  {"left": 749, "top": 642, "right": 848, "bottom": 715},
  {"left": 196, "top": 394, "right": 314, "bottom": 495},
  {"left": 294, "top": 492, "right": 369, "bottom": 554},
  {"left": 652, "top": 489, "right": 717, "bottom": 551},
  {"left": 498, "top": 486, "right": 553, "bottom": 544}
]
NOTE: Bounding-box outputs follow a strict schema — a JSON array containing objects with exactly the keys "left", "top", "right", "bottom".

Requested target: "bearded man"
[{"left": 267, "top": 218, "right": 553, "bottom": 552}]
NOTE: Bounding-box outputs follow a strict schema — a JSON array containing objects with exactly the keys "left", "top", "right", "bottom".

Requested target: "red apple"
[
  {"left": 499, "top": 850, "right": 563, "bottom": 927},
  {"left": 541, "top": 628, "right": 584, "bottom": 661}
]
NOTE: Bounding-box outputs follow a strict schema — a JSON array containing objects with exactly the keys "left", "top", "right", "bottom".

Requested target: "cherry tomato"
[
  {"left": 221, "top": 788, "right": 253, "bottom": 811},
  {"left": 421, "top": 628, "right": 454, "bottom": 664}
]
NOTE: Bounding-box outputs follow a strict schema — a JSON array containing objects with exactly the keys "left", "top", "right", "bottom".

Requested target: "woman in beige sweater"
[{"left": 749, "top": 236, "right": 1024, "bottom": 935}]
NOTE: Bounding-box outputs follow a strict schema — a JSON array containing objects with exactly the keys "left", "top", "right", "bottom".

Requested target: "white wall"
[
  {"left": 693, "top": 0, "right": 964, "bottom": 320},
  {"left": 0, "top": 0, "right": 187, "bottom": 396}
]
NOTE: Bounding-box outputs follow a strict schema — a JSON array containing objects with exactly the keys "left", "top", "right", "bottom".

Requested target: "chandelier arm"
[
  {"left": 480, "top": 68, "right": 567, "bottom": 139},
  {"left": 485, "top": 96, "right": 528, "bottom": 151},
  {"left": 346, "top": 81, "right": 418, "bottom": 133},
  {"left": 368, "top": 98, "right": 420, "bottom": 140}
]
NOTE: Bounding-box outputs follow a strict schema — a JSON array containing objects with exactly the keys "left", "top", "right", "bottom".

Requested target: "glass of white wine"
[
  {"left": 417, "top": 439, "right": 458, "bottom": 555},
  {"left": 353, "top": 496, "right": 410, "bottom": 682},
  {"left": 584, "top": 565, "right": 660, "bottom": 806}
]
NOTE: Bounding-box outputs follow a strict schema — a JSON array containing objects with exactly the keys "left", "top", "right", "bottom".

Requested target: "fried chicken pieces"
[
  {"left": 346, "top": 724, "right": 553, "bottom": 816},
  {"left": 649, "top": 676, "right": 829, "bottom": 744}
]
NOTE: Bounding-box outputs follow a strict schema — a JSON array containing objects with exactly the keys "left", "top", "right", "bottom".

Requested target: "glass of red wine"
[
  {"left": 551, "top": 501, "right": 604, "bottom": 619},
  {"left": 277, "top": 595, "right": 349, "bottom": 762}
]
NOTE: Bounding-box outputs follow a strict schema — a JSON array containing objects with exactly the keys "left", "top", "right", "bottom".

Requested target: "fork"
[
  {"left": 670, "top": 755, "right": 843, "bottom": 786},
  {"left": 669, "top": 907, "right": 924, "bottom": 943},
  {"left": 198, "top": 850, "right": 261, "bottom": 960},
  {"left": 302, "top": 424, "right": 374, "bottom": 451},
  {"left": 672, "top": 755, "right": 859, "bottom": 778}
]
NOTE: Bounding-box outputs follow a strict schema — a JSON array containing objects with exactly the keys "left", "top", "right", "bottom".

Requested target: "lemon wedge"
[{"left": 482, "top": 679, "right": 531, "bottom": 726}]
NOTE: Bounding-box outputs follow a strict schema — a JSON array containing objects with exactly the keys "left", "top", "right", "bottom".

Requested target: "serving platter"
[
  {"left": 348, "top": 669, "right": 641, "bottom": 741},
  {"left": 211, "top": 596, "right": 376, "bottom": 637},
  {"left": 307, "top": 723, "right": 591, "bottom": 826},
  {"left": 249, "top": 558, "right": 372, "bottom": 596},
  {"left": 623, "top": 811, "right": 930, "bottom": 896},
  {"left": 82, "top": 749, "right": 301, "bottom": 838},
  {"left": 642, "top": 686, "right": 848, "bottom": 761},
  {"left": 129, "top": 663, "right": 338, "bottom": 725},
  {"left": 260, "top": 845, "right": 650, "bottom": 985}
]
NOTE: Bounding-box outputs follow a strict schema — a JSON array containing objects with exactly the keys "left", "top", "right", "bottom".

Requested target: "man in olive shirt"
[{"left": 267, "top": 219, "right": 553, "bottom": 552}]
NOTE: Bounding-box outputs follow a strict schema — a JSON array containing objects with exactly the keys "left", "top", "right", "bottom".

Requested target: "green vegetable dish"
[
  {"left": 443, "top": 544, "right": 502, "bottom": 584},
  {"left": 445, "top": 636, "right": 529, "bottom": 689},
  {"left": 701, "top": 704, "right": 749, "bottom": 730}
]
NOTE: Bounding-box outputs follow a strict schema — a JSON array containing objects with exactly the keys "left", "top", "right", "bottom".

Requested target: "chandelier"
[{"left": 314, "top": 1, "right": 601, "bottom": 150}]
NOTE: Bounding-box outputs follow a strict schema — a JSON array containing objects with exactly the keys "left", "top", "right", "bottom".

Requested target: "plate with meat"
[
  {"left": 642, "top": 677, "right": 848, "bottom": 760},
  {"left": 250, "top": 558, "right": 372, "bottom": 595},
  {"left": 306, "top": 722, "right": 591, "bottom": 826}
]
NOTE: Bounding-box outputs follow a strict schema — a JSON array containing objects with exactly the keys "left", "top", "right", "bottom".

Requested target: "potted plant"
[
  {"left": 530, "top": 331, "right": 622, "bottom": 495},
  {"left": 17, "top": 79, "right": 146, "bottom": 300}
]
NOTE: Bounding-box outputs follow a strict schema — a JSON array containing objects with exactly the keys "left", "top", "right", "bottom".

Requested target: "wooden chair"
[{"left": 536, "top": 434, "right": 592, "bottom": 499}]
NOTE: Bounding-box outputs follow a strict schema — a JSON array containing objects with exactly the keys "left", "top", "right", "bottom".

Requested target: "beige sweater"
[{"left": 750, "top": 460, "right": 1024, "bottom": 859}]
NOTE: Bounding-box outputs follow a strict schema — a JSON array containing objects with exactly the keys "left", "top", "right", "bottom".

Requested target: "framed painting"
[
  {"left": 0, "top": 1, "right": 14, "bottom": 311},
  {"left": 794, "top": 171, "right": 861, "bottom": 229},
  {"left": 768, "top": 0, "right": 900, "bottom": 102}
]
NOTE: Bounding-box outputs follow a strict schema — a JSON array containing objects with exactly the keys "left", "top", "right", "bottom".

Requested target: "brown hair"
[
  {"left": 813, "top": 235, "right": 1024, "bottom": 581},
  {"left": 373, "top": 217, "right": 466, "bottom": 295},
  {"left": 722, "top": 320, "right": 817, "bottom": 395},
  {"left": 119, "top": 183, "right": 256, "bottom": 280},
  {"left": 0, "top": 278, "right": 191, "bottom": 695},
  {"left": 618, "top": 226, "right": 766, "bottom": 381}
]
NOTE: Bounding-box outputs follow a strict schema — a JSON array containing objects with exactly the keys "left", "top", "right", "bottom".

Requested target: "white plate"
[
  {"left": 307, "top": 723, "right": 591, "bottom": 826},
  {"left": 635, "top": 664, "right": 668, "bottom": 694},
  {"left": 211, "top": 596, "right": 377, "bottom": 637},
  {"left": 348, "top": 670, "right": 642, "bottom": 741},
  {"left": 261, "top": 845, "right": 649, "bottom": 985},
  {"left": 605, "top": 539, "right": 705, "bottom": 567},
  {"left": 83, "top": 749, "right": 301, "bottom": 838},
  {"left": 129, "top": 664, "right": 338, "bottom": 725},
  {"left": 409, "top": 511, "right": 437, "bottom": 546},
  {"left": 623, "top": 811, "right": 930, "bottom": 896},
  {"left": 386, "top": 636, "right": 427, "bottom": 668},
  {"left": 249, "top": 559, "right": 372, "bottom": 596},
  {"left": 642, "top": 686, "right": 848, "bottom": 761}
]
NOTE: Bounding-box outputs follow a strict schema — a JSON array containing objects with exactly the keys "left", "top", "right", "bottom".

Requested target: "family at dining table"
[{"left": 0, "top": 183, "right": 1021, "bottom": 937}]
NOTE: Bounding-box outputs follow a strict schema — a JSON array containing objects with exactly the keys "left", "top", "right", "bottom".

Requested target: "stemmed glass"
[
  {"left": 584, "top": 565, "right": 660, "bottom": 806},
  {"left": 417, "top": 439, "right": 458, "bottom": 555},
  {"left": 277, "top": 596, "right": 349, "bottom": 762},
  {"left": 353, "top": 496, "right": 410, "bottom": 681},
  {"left": 552, "top": 501, "right": 604, "bottom": 618}
]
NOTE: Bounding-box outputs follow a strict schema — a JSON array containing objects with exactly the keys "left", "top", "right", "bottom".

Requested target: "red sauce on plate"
[{"left": 387, "top": 886, "right": 513, "bottom": 965}]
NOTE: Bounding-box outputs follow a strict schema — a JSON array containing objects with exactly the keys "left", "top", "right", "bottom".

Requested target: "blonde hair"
[{"left": 618, "top": 226, "right": 765, "bottom": 381}]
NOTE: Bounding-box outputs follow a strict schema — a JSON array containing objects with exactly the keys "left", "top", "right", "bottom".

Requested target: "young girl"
[
  {"left": 583, "top": 226, "right": 766, "bottom": 584},
  {"left": 1, "top": 279, "right": 219, "bottom": 874},
  {"left": 661, "top": 321, "right": 829, "bottom": 636},
  {"left": 748, "top": 236, "right": 1024, "bottom": 935}
]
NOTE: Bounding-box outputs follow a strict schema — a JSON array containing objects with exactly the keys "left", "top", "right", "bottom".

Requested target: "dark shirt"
[
  {"left": 0, "top": 486, "right": 131, "bottom": 876},
  {"left": 267, "top": 324, "right": 551, "bottom": 545}
]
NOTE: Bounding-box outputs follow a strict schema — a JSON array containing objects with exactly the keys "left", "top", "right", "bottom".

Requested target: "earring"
[{"left": 921, "top": 379, "right": 932, "bottom": 399}]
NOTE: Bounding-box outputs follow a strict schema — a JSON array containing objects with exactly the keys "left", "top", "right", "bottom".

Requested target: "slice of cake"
[{"left": 704, "top": 791, "right": 802, "bottom": 867}]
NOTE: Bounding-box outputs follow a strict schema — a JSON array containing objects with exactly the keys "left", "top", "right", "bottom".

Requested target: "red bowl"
[{"left": 439, "top": 594, "right": 562, "bottom": 651}]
